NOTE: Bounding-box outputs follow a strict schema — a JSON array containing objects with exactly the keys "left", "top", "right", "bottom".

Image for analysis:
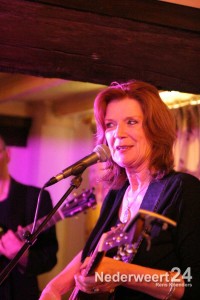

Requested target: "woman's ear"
[{"left": 5, "top": 147, "right": 11, "bottom": 163}]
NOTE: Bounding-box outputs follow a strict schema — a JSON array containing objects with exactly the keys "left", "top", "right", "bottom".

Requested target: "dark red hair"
[{"left": 94, "top": 80, "right": 176, "bottom": 188}]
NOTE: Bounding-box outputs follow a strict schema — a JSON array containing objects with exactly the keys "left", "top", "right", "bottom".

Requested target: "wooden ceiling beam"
[
  {"left": 38, "top": 0, "right": 200, "bottom": 32},
  {"left": 0, "top": 0, "right": 199, "bottom": 93}
]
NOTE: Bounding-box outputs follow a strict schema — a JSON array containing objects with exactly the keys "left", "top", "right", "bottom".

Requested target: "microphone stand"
[{"left": 0, "top": 174, "right": 83, "bottom": 285}]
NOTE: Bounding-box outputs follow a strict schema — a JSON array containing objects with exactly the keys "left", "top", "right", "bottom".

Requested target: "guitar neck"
[
  {"left": 15, "top": 189, "right": 96, "bottom": 240},
  {"left": 17, "top": 210, "right": 63, "bottom": 240},
  {"left": 69, "top": 253, "right": 105, "bottom": 300},
  {"left": 69, "top": 243, "right": 105, "bottom": 300},
  {"left": 83, "top": 247, "right": 105, "bottom": 277},
  {"left": 69, "top": 227, "right": 129, "bottom": 300}
]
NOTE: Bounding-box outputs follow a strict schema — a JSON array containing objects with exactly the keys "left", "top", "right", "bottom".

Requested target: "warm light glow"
[
  {"left": 159, "top": 0, "right": 200, "bottom": 9},
  {"left": 159, "top": 91, "right": 200, "bottom": 109}
]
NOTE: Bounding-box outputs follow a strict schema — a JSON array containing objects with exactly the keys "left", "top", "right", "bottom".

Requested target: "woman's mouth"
[{"left": 116, "top": 145, "right": 132, "bottom": 151}]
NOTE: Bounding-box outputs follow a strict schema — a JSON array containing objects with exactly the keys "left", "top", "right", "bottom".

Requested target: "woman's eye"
[
  {"left": 105, "top": 122, "right": 114, "bottom": 129},
  {"left": 127, "top": 119, "right": 137, "bottom": 125}
]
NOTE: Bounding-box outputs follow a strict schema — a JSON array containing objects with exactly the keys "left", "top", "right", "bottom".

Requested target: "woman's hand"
[{"left": 74, "top": 256, "right": 123, "bottom": 294}]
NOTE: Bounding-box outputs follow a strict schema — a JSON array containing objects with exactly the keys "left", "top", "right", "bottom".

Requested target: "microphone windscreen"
[{"left": 94, "top": 144, "right": 111, "bottom": 162}]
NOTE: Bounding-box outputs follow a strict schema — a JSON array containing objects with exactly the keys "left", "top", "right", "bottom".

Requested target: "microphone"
[{"left": 45, "top": 144, "right": 111, "bottom": 187}]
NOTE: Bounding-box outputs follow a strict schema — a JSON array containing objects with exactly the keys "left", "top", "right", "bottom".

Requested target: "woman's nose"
[{"left": 114, "top": 124, "right": 126, "bottom": 138}]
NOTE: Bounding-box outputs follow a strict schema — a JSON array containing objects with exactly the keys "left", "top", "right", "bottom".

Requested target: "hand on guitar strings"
[{"left": 74, "top": 256, "right": 124, "bottom": 294}]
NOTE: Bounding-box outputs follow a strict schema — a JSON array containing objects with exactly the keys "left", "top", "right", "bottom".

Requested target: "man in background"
[{"left": 0, "top": 135, "right": 58, "bottom": 300}]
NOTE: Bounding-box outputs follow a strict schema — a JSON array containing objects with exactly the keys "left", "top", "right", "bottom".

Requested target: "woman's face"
[{"left": 104, "top": 97, "right": 151, "bottom": 171}]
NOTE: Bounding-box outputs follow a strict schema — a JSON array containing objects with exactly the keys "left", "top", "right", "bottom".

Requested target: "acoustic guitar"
[{"left": 69, "top": 209, "right": 177, "bottom": 300}]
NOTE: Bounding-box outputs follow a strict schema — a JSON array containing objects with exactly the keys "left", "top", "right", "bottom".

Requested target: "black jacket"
[
  {"left": 0, "top": 178, "right": 58, "bottom": 300},
  {"left": 81, "top": 172, "right": 200, "bottom": 299}
]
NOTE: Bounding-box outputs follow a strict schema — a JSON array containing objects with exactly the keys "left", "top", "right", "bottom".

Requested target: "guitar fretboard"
[{"left": 17, "top": 210, "right": 63, "bottom": 239}]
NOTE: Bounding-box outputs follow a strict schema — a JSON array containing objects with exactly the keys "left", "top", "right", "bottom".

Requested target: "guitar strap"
[{"left": 125, "top": 176, "right": 172, "bottom": 263}]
